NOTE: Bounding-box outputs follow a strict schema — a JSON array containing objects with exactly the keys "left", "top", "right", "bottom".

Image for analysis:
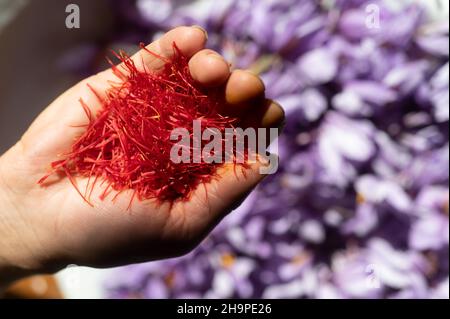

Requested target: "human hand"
[{"left": 0, "top": 26, "right": 284, "bottom": 287}]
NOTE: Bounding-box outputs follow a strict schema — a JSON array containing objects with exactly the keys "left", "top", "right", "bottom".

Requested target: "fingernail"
[
  {"left": 244, "top": 69, "right": 258, "bottom": 76},
  {"left": 207, "top": 53, "right": 230, "bottom": 70},
  {"left": 206, "top": 51, "right": 223, "bottom": 59},
  {"left": 192, "top": 25, "right": 208, "bottom": 40}
]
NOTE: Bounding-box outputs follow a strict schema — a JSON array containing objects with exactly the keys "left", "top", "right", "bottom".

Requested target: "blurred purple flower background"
[{"left": 98, "top": 0, "right": 449, "bottom": 299}]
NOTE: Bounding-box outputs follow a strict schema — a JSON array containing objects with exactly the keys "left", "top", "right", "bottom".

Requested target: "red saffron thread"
[{"left": 39, "top": 44, "right": 245, "bottom": 206}]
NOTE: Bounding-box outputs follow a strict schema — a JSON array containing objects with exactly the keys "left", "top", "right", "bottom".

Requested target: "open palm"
[{"left": 0, "top": 27, "right": 284, "bottom": 273}]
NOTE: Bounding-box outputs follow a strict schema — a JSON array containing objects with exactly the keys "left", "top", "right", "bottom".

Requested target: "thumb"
[{"left": 203, "top": 154, "right": 278, "bottom": 223}]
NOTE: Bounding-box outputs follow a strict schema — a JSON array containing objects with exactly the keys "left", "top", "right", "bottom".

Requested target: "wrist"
[
  {"left": 0, "top": 193, "right": 30, "bottom": 291},
  {"left": 0, "top": 149, "right": 49, "bottom": 290}
]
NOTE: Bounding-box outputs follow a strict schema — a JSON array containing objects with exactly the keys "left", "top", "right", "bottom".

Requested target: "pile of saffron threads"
[{"left": 39, "top": 44, "right": 240, "bottom": 207}]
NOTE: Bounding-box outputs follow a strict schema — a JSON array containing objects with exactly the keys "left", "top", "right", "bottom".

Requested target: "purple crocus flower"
[
  {"left": 330, "top": 238, "right": 428, "bottom": 299},
  {"left": 316, "top": 112, "right": 376, "bottom": 188},
  {"left": 410, "top": 186, "right": 449, "bottom": 251},
  {"left": 102, "top": 0, "right": 449, "bottom": 299}
]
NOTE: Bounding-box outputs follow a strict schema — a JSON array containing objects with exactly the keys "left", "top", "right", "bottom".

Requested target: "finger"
[
  {"left": 242, "top": 99, "right": 285, "bottom": 129},
  {"left": 94, "top": 25, "right": 209, "bottom": 97},
  {"left": 238, "top": 99, "right": 284, "bottom": 148},
  {"left": 185, "top": 159, "right": 272, "bottom": 235},
  {"left": 215, "top": 161, "right": 268, "bottom": 204},
  {"left": 66, "top": 25, "right": 208, "bottom": 115},
  {"left": 128, "top": 25, "right": 208, "bottom": 74},
  {"left": 21, "top": 26, "right": 208, "bottom": 157},
  {"left": 225, "top": 70, "right": 265, "bottom": 106},
  {"left": 189, "top": 49, "right": 230, "bottom": 87}
]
